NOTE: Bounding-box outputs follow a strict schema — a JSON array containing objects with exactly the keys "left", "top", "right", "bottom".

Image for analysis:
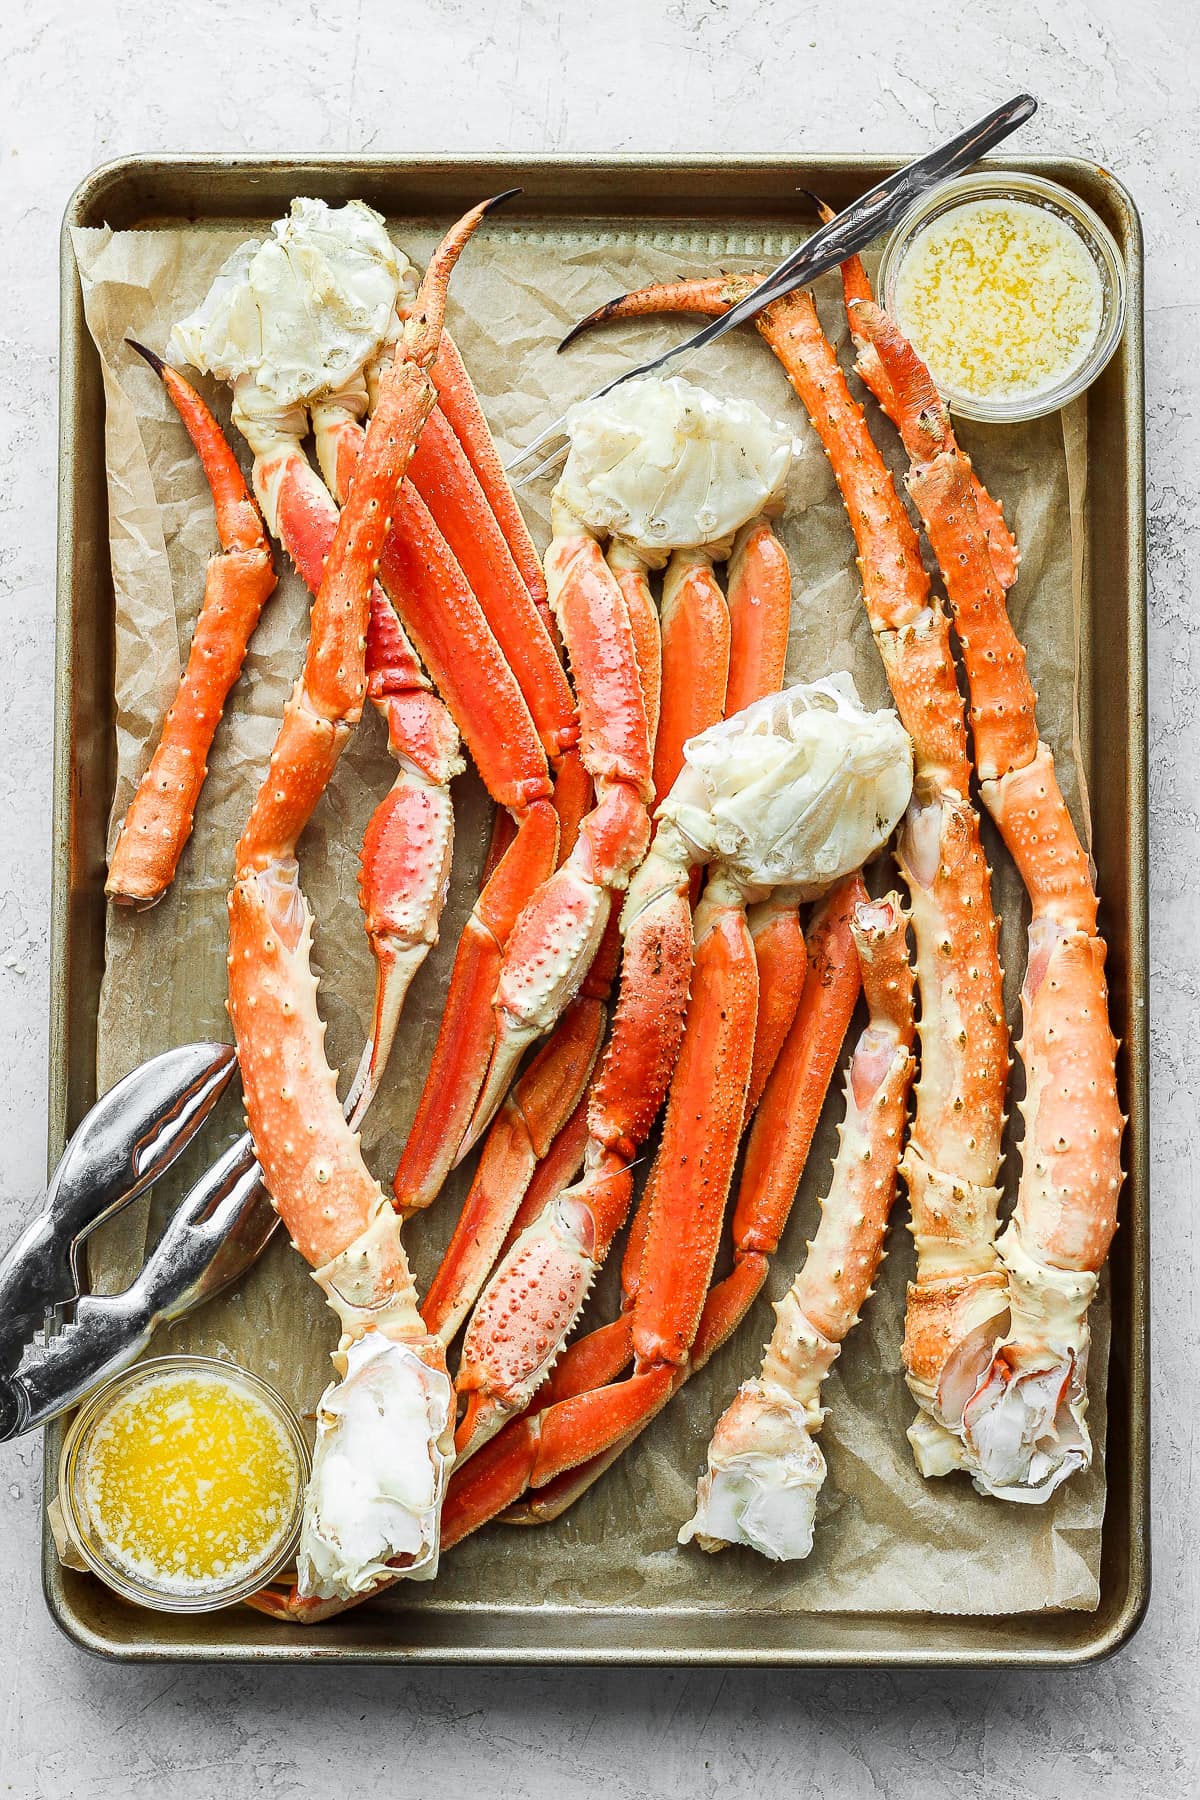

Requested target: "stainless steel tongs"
[
  {"left": 506, "top": 92, "right": 1038, "bottom": 485},
  {"left": 0, "top": 1044, "right": 276, "bottom": 1439}
]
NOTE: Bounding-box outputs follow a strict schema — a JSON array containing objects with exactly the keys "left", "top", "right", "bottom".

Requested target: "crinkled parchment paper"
[{"left": 69, "top": 209, "right": 1106, "bottom": 1616}]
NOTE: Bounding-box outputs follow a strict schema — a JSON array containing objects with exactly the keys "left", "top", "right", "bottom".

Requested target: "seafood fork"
[
  {"left": 0, "top": 1043, "right": 276, "bottom": 1440},
  {"left": 506, "top": 92, "right": 1038, "bottom": 486}
]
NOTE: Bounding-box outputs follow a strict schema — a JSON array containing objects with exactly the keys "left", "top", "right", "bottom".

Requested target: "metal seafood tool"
[
  {"left": 507, "top": 93, "right": 1038, "bottom": 484},
  {"left": 0, "top": 1043, "right": 276, "bottom": 1439}
]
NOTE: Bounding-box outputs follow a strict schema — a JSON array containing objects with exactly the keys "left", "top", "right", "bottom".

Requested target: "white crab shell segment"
[
  {"left": 298, "top": 1332, "right": 454, "bottom": 1601},
  {"left": 172, "top": 197, "right": 412, "bottom": 411},
  {"left": 660, "top": 674, "right": 913, "bottom": 896},
  {"left": 555, "top": 375, "right": 795, "bottom": 557},
  {"left": 678, "top": 1378, "right": 828, "bottom": 1560}
]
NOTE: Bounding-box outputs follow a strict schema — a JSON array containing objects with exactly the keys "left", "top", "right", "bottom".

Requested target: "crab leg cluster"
[
  {"left": 444, "top": 455, "right": 794, "bottom": 1463},
  {"left": 106, "top": 354, "right": 277, "bottom": 905},
  {"left": 570, "top": 225, "right": 1122, "bottom": 1505},
  {"left": 853, "top": 300, "right": 1123, "bottom": 1499},
  {"left": 224, "top": 197, "right": 502, "bottom": 1600},
  {"left": 680, "top": 891, "right": 915, "bottom": 1559}
]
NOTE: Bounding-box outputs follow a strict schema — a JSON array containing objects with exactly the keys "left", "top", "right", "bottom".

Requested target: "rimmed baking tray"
[{"left": 47, "top": 153, "right": 1148, "bottom": 1664}]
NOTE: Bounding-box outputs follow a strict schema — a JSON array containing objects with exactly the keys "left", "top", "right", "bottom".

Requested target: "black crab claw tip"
[
  {"left": 557, "top": 300, "right": 624, "bottom": 355},
  {"left": 126, "top": 337, "right": 166, "bottom": 377},
  {"left": 484, "top": 186, "right": 523, "bottom": 215}
]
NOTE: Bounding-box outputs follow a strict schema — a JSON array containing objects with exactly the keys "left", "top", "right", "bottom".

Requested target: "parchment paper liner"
[{"left": 68, "top": 212, "right": 1107, "bottom": 1615}]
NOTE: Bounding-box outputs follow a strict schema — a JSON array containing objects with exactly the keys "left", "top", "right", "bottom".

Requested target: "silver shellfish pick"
[
  {"left": 506, "top": 93, "right": 1038, "bottom": 486},
  {"left": 0, "top": 1043, "right": 276, "bottom": 1439}
]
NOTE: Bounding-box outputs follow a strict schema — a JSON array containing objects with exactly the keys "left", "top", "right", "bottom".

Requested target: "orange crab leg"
[
  {"left": 459, "top": 523, "right": 655, "bottom": 1153},
  {"left": 724, "top": 518, "right": 792, "bottom": 715},
  {"left": 107, "top": 350, "right": 277, "bottom": 905},
  {"left": 682, "top": 894, "right": 916, "bottom": 1557},
  {"left": 652, "top": 548, "right": 730, "bottom": 805},
  {"left": 405, "top": 406, "right": 577, "bottom": 762},
  {"left": 607, "top": 542, "right": 661, "bottom": 750},
  {"left": 229, "top": 196, "right": 504, "bottom": 1609},
  {"left": 430, "top": 329, "right": 551, "bottom": 632},
  {"left": 857, "top": 302, "right": 1123, "bottom": 1497}
]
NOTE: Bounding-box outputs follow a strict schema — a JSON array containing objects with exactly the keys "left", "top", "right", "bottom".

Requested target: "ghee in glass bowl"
[
  {"left": 879, "top": 172, "right": 1126, "bottom": 423},
  {"left": 59, "top": 1356, "right": 308, "bottom": 1612}
]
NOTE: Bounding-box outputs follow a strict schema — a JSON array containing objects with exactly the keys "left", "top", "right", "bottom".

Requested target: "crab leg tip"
[{"left": 126, "top": 336, "right": 166, "bottom": 374}]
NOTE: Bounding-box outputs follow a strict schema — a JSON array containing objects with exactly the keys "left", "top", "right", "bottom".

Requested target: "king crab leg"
[
  {"left": 249, "top": 876, "right": 862, "bottom": 1621},
  {"left": 227, "top": 196, "right": 504, "bottom": 1607},
  {"left": 680, "top": 892, "right": 916, "bottom": 1559},
  {"left": 565, "top": 272, "right": 1013, "bottom": 1483},
  {"left": 854, "top": 300, "right": 1124, "bottom": 1501},
  {"left": 106, "top": 353, "right": 277, "bottom": 905}
]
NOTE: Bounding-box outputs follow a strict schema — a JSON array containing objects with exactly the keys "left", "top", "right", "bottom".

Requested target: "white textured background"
[{"left": 0, "top": 3, "right": 1194, "bottom": 1795}]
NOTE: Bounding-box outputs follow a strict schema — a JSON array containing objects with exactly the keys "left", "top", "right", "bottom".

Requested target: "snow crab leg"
[
  {"left": 680, "top": 892, "right": 915, "bottom": 1559},
  {"left": 449, "top": 873, "right": 866, "bottom": 1538},
  {"left": 854, "top": 300, "right": 1123, "bottom": 1500},
  {"left": 106, "top": 352, "right": 277, "bottom": 905},
  {"left": 226, "top": 194, "right": 505, "bottom": 1607},
  {"left": 446, "top": 525, "right": 794, "bottom": 1459},
  {"left": 308, "top": 379, "right": 566, "bottom": 1129}
]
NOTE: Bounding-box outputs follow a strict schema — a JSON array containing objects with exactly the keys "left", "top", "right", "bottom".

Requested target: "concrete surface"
[{"left": 0, "top": 2, "right": 1194, "bottom": 1795}]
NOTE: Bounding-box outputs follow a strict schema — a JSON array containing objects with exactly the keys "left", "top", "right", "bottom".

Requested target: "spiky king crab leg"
[
  {"left": 563, "top": 271, "right": 1013, "bottom": 1482},
  {"left": 226, "top": 196, "right": 504, "bottom": 1605},
  {"left": 106, "top": 351, "right": 277, "bottom": 905},
  {"left": 250, "top": 875, "right": 863, "bottom": 1621},
  {"left": 681, "top": 891, "right": 915, "bottom": 1558},
  {"left": 853, "top": 300, "right": 1124, "bottom": 1501}
]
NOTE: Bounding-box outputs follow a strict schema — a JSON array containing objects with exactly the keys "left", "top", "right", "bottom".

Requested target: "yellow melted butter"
[
  {"left": 80, "top": 1369, "right": 299, "bottom": 1595},
  {"left": 894, "top": 197, "right": 1103, "bottom": 402}
]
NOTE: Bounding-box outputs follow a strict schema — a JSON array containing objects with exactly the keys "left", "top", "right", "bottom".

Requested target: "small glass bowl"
[
  {"left": 57, "top": 1355, "right": 309, "bottom": 1614},
  {"left": 877, "top": 171, "right": 1127, "bottom": 423}
]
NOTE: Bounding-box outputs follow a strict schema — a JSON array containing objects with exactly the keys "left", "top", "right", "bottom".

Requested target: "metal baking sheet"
[{"left": 46, "top": 153, "right": 1148, "bottom": 1665}]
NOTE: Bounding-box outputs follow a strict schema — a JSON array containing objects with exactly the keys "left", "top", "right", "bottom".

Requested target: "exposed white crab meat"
[
  {"left": 659, "top": 674, "right": 913, "bottom": 898},
  {"left": 298, "top": 1334, "right": 454, "bottom": 1601},
  {"left": 172, "top": 197, "right": 413, "bottom": 414},
  {"left": 556, "top": 374, "right": 795, "bottom": 557}
]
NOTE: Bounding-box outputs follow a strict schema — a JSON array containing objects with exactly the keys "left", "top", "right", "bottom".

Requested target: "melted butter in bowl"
[
  {"left": 879, "top": 172, "right": 1126, "bottom": 423},
  {"left": 60, "top": 1357, "right": 308, "bottom": 1612}
]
